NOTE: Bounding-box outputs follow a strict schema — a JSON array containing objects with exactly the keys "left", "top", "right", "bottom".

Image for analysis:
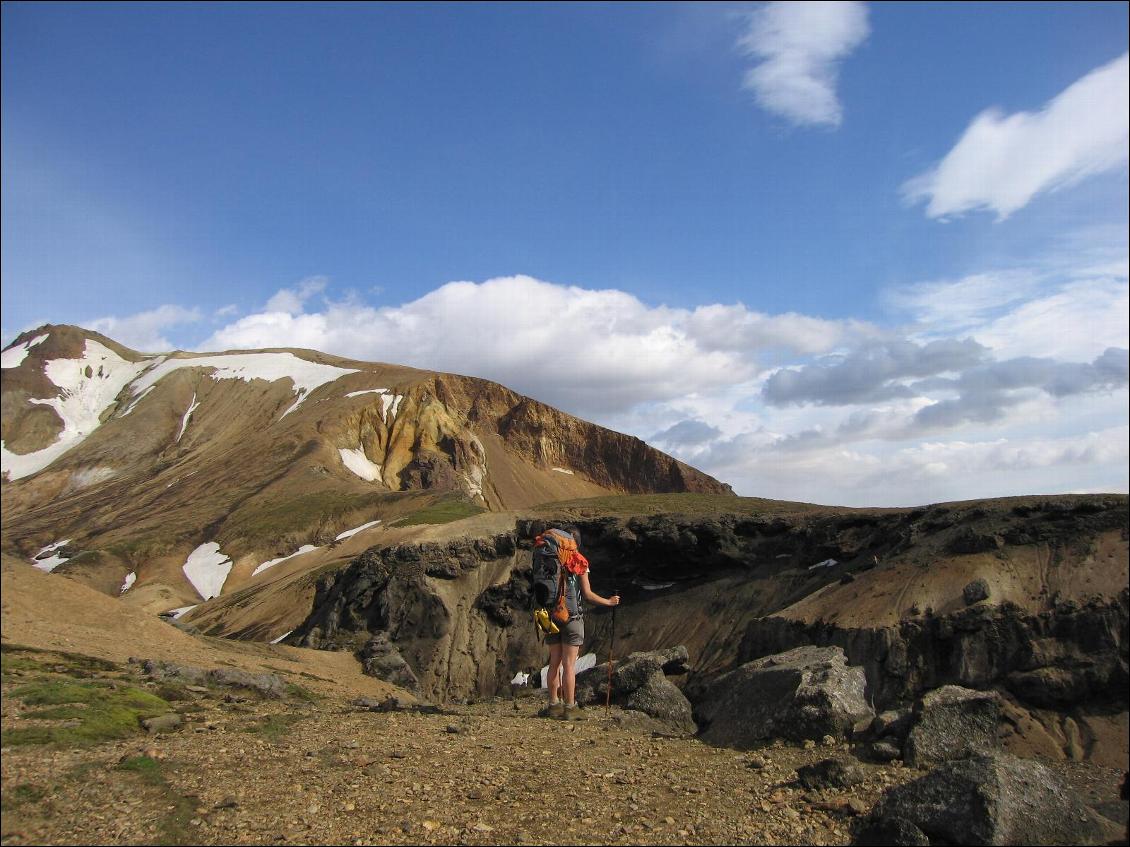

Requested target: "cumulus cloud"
[
  {"left": 201, "top": 274, "right": 869, "bottom": 416},
  {"left": 912, "top": 348, "right": 1129, "bottom": 429},
  {"left": 763, "top": 338, "right": 989, "bottom": 406},
  {"left": 904, "top": 52, "right": 1129, "bottom": 219},
  {"left": 263, "top": 276, "right": 328, "bottom": 315},
  {"left": 651, "top": 419, "right": 723, "bottom": 447},
  {"left": 887, "top": 236, "right": 1129, "bottom": 362},
  {"left": 738, "top": 1, "right": 870, "bottom": 128},
  {"left": 87, "top": 304, "right": 202, "bottom": 352}
]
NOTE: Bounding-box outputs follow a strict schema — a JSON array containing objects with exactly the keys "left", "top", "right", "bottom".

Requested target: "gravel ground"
[{"left": 3, "top": 666, "right": 1126, "bottom": 846}]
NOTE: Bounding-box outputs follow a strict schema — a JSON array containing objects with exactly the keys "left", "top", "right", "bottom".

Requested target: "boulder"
[
  {"left": 903, "top": 685, "right": 1000, "bottom": 768},
  {"left": 796, "top": 758, "right": 865, "bottom": 790},
  {"left": 962, "top": 578, "right": 991, "bottom": 606},
  {"left": 574, "top": 646, "right": 695, "bottom": 734},
  {"left": 359, "top": 633, "right": 420, "bottom": 692},
  {"left": 695, "top": 645, "right": 872, "bottom": 748},
  {"left": 856, "top": 753, "right": 1116, "bottom": 845},
  {"left": 870, "top": 708, "right": 913, "bottom": 740}
]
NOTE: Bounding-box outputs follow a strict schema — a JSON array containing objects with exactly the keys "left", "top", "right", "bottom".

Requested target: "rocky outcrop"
[
  {"left": 737, "top": 592, "right": 1129, "bottom": 711},
  {"left": 695, "top": 646, "right": 872, "bottom": 748},
  {"left": 574, "top": 646, "right": 695, "bottom": 734},
  {"left": 857, "top": 753, "right": 1116, "bottom": 846},
  {"left": 902, "top": 685, "right": 1002, "bottom": 768}
]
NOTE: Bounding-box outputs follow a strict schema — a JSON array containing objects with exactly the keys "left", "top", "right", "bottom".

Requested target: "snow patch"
[
  {"left": 511, "top": 671, "right": 531, "bottom": 686},
  {"left": 31, "top": 539, "right": 71, "bottom": 573},
  {"left": 339, "top": 447, "right": 382, "bottom": 482},
  {"left": 164, "top": 605, "right": 197, "bottom": 620},
  {"left": 120, "top": 572, "right": 136, "bottom": 594},
  {"left": 381, "top": 393, "right": 403, "bottom": 419},
  {"left": 176, "top": 393, "right": 200, "bottom": 442},
  {"left": 808, "top": 558, "right": 838, "bottom": 570},
  {"left": 129, "top": 352, "right": 358, "bottom": 420},
  {"left": 540, "top": 652, "right": 598, "bottom": 688},
  {"left": 67, "top": 466, "right": 116, "bottom": 490},
  {"left": 551, "top": 467, "right": 575, "bottom": 475},
  {"left": 119, "top": 385, "right": 154, "bottom": 417},
  {"left": 2, "top": 340, "right": 150, "bottom": 480},
  {"left": 1, "top": 333, "right": 49, "bottom": 369},
  {"left": 251, "top": 544, "right": 320, "bottom": 577},
  {"left": 346, "top": 388, "right": 387, "bottom": 398},
  {"left": 638, "top": 580, "right": 675, "bottom": 591},
  {"left": 335, "top": 520, "right": 382, "bottom": 541},
  {"left": 269, "top": 631, "right": 293, "bottom": 645},
  {"left": 182, "top": 542, "right": 233, "bottom": 600}
]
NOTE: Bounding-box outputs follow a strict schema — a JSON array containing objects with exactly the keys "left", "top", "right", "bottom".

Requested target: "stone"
[
  {"left": 359, "top": 634, "right": 420, "bottom": 692},
  {"left": 695, "top": 646, "right": 873, "bottom": 748},
  {"left": 141, "top": 713, "right": 184, "bottom": 733},
  {"left": 963, "top": 578, "right": 991, "bottom": 606},
  {"left": 870, "top": 708, "right": 913, "bottom": 740},
  {"left": 868, "top": 741, "right": 902, "bottom": 763},
  {"left": 796, "top": 758, "right": 865, "bottom": 790},
  {"left": 903, "top": 685, "right": 1001, "bottom": 768},
  {"left": 574, "top": 646, "right": 695, "bottom": 733},
  {"left": 856, "top": 753, "right": 1115, "bottom": 846}
]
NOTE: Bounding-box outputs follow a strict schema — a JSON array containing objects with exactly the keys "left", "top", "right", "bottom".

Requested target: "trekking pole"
[{"left": 605, "top": 588, "right": 617, "bottom": 715}]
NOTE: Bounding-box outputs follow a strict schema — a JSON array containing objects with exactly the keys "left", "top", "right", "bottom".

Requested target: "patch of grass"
[
  {"left": 115, "top": 755, "right": 165, "bottom": 786},
  {"left": 114, "top": 756, "right": 196, "bottom": 845},
  {"left": 244, "top": 711, "right": 304, "bottom": 742},
  {"left": 285, "top": 682, "right": 319, "bottom": 702},
  {"left": 224, "top": 490, "right": 394, "bottom": 546},
  {"left": 391, "top": 496, "right": 486, "bottom": 527},
  {"left": 530, "top": 492, "right": 859, "bottom": 518},
  {"left": 0, "top": 644, "right": 119, "bottom": 679},
  {"left": 0, "top": 783, "right": 47, "bottom": 812},
  {"left": 2, "top": 679, "right": 171, "bottom": 747}
]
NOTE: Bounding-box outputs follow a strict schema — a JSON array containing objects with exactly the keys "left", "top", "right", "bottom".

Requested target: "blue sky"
[{"left": 3, "top": 2, "right": 1128, "bottom": 506}]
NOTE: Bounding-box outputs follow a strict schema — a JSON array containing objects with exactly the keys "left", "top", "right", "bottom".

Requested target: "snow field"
[
  {"left": 339, "top": 447, "right": 382, "bottom": 482},
  {"left": 182, "top": 542, "right": 233, "bottom": 600}
]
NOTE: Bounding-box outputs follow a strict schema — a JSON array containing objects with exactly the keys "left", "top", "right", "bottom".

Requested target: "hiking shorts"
[{"left": 545, "top": 617, "right": 584, "bottom": 647}]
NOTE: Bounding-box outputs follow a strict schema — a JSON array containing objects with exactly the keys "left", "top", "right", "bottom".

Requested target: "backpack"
[{"left": 531, "top": 528, "right": 583, "bottom": 624}]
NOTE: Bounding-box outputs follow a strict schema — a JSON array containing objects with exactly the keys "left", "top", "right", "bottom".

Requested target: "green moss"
[
  {"left": 115, "top": 755, "right": 165, "bottom": 785},
  {"left": 2, "top": 679, "right": 171, "bottom": 747},
  {"left": 114, "top": 756, "right": 196, "bottom": 845},
  {"left": 391, "top": 497, "right": 486, "bottom": 527},
  {"left": 0, "top": 643, "right": 119, "bottom": 679},
  {"left": 0, "top": 783, "right": 47, "bottom": 811},
  {"left": 224, "top": 490, "right": 395, "bottom": 544},
  {"left": 530, "top": 492, "right": 855, "bottom": 518}
]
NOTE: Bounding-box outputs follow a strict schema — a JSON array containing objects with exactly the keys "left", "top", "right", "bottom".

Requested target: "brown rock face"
[{"left": 2, "top": 325, "right": 730, "bottom": 604}]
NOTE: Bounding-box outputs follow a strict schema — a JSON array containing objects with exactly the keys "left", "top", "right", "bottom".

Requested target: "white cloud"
[
  {"left": 264, "top": 276, "right": 328, "bottom": 315},
  {"left": 904, "top": 52, "right": 1130, "bottom": 219},
  {"left": 887, "top": 234, "right": 1129, "bottom": 362},
  {"left": 738, "top": 1, "right": 870, "bottom": 128},
  {"left": 87, "top": 304, "right": 202, "bottom": 352},
  {"left": 115, "top": 263, "right": 1125, "bottom": 507},
  {"left": 201, "top": 274, "right": 870, "bottom": 417}
]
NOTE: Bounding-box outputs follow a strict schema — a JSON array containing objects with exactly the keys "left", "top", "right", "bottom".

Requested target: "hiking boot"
[
  {"left": 546, "top": 702, "right": 564, "bottom": 719},
  {"left": 563, "top": 704, "right": 586, "bottom": 721}
]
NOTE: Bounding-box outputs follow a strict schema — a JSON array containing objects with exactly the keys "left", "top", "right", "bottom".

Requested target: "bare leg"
[
  {"left": 562, "top": 644, "right": 580, "bottom": 705},
  {"left": 548, "top": 642, "right": 563, "bottom": 704}
]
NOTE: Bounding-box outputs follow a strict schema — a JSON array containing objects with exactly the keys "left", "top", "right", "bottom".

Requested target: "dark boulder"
[
  {"left": 856, "top": 753, "right": 1116, "bottom": 845},
  {"left": 797, "top": 757, "right": 865, "bottom": 790},
  {"left": 574, "top": 646, "right": 695, "bottom": 734},
  {"left": 696, "top": 645, "right": 872, "bottom": 748},
  {"left": 962, "top": 578, "right": 991, "bottom": 606},
  {"left": 359, "top": 633, "right": 420, "bottom": 692},
  {"left": 903, "top": 685, "right": 1001, "bottom": 768}
]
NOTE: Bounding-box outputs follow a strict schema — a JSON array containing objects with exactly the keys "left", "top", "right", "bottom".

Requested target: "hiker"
[{"left": 532, "top": 527, "right": 619, "bottom": 720}]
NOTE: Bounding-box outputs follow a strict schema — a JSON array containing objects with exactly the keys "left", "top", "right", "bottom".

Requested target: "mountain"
[{"left": 1, "top": 324, "right": 732, "bottom": 611}]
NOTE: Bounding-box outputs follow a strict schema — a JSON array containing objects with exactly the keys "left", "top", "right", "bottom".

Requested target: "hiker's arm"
[{"left": 579, "top": 573, "right": 620, "bottom": 606}]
